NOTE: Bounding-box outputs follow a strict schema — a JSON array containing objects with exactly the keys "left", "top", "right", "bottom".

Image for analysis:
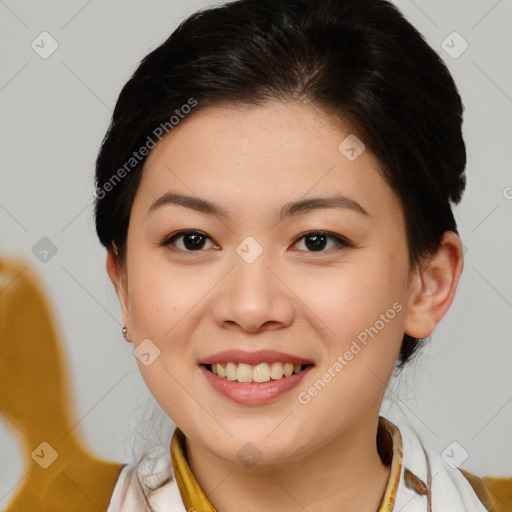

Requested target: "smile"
[{"left": 200, "top": 364, "right": 314, "bottom": 405}]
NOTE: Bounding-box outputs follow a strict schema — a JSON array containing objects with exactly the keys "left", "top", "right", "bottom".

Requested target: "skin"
[{"left": 107, "top": 100, "right": 464, "bottom": 511}]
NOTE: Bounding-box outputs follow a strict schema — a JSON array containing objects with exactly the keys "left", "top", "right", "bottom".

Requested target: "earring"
[{"left": 122, "top": 326, "right": 129, "bottom": 341}]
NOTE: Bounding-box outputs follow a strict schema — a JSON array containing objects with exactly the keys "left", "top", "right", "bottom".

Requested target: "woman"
[{"left": 94, "top": 0, "right": 512, "bottom": 510}]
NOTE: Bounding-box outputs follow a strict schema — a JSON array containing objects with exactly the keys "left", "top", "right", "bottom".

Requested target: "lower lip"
[{"left": 200, "top": 365, "right": 313, "bottom": 405}]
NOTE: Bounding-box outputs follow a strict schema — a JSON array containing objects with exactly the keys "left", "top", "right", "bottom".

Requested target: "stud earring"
[{"left": 122, "top": 326, "right": 129, "bottom": 341}]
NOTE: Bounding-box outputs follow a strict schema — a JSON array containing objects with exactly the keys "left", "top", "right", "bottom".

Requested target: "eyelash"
[{"left": 160, "top": 230, "right": 352, "bottom": 254}]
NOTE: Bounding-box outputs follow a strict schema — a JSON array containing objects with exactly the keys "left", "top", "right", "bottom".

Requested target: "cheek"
[
  {"left": 297, "top": 256, "right": 405, "bottom": 340},
  {"left": 126, "top": 249, "right": 209, "bottom": 341}
]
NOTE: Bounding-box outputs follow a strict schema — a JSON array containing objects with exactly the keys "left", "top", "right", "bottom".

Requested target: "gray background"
[{"left": 1, "top": 0, "right": 511, "bottom": 505}]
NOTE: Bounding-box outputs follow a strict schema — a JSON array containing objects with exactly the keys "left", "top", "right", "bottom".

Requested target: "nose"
[{"left": 210, "top": 249, "right": 295, "bottom": 334}]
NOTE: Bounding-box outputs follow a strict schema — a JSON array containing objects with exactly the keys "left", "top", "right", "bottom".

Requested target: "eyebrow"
[{"left": 148, "top": 192, "right": 370, "bottom": 220}]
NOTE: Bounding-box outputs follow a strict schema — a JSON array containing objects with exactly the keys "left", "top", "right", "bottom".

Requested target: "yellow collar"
[{"left": 170, "top": 416, "right": 404, "bottom": 512}]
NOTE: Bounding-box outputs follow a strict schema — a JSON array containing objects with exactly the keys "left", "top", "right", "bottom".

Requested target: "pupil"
[
  {"left": 184, "top": 233, "right": 205, "bottom": 250},
  {"left": 306, "top": 234, "right": 326, "bottom": 251}
]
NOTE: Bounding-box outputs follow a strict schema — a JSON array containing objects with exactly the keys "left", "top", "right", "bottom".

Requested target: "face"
[{"left": 111, "top": 100, "right": 416, "bottom": 464}]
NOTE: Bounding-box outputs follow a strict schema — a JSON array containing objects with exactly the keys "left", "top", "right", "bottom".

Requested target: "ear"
[
  {"left": 403, "top": 231, "right": 464, "bottom": 339},
  {"left": 106, "top": 248, "right": 131, "bottom": 339}
]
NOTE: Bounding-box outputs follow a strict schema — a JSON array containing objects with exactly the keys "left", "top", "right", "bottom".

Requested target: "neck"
[{"left": 185, "top": 406, "right": 391, "bottom": 512}]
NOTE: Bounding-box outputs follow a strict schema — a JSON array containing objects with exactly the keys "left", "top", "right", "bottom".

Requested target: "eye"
[
  {"left": 162, "top": 230, "right": 219, "bottom": 252},
  {"left": 293, "top": 231, "right": 352, "bottom": 252},
  {"left": 161, "top": 229, "right": 351, "bottom": 253}
]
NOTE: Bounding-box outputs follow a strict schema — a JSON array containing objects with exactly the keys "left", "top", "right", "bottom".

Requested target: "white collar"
[{"left": 394, "top": 420, "right": 488, "bottom": 511}]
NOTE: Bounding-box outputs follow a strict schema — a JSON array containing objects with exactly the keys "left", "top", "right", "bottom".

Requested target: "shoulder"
[{"left": 106, "top": 445, "right": 186, "bottom": 512}]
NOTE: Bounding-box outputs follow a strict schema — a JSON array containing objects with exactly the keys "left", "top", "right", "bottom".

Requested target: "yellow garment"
[{"left": 171, "top": 429, "right": 218, "bottom": 512}]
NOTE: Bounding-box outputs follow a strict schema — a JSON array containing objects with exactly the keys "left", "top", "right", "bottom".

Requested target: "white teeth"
[
  {"left": 270, "top": 362, "right": 284, "bottom": 380},
  {"left": 237, "top": 363, "right": 253, "bottom": 383},
  {"left": 283, "top": 363, "right": 294, "bottom": 376},
  {"left": 209, "top": 362, "right": 305, "bottom": 383},
  {"left": 225, "top": 362, "right": 237, "bottom": 381},
  {"left": 253, "top": 363, "right": 270, "bottom": 383}
]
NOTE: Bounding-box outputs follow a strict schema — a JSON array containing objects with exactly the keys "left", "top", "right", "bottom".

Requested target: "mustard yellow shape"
[
  {"left": 460, "top": 468, "right": 512, "bottom": 512},
  {"left": 1, "top": 256, "right": 123, "bottom": 511}
]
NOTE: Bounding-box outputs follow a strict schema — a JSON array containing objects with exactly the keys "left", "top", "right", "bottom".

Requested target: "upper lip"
[{"left": 199, "top": 349, "right": 314, "bottom": 366}]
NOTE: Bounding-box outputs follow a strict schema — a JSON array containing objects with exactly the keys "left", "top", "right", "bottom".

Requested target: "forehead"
[{"left": 135, "top": 101, "right": 401, "bottom": 222}]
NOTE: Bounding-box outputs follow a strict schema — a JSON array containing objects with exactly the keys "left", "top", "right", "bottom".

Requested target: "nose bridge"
[
  {"left": 231, "top": 236, "right": 276, "bottom": 301},
  {"left": 211, "top": 237, "right": 294, "bottom": 331}
]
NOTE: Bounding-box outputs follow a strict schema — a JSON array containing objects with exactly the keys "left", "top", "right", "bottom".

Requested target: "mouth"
[{"left": 202, "top": 362, "right": 314, "bottom": 384}]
